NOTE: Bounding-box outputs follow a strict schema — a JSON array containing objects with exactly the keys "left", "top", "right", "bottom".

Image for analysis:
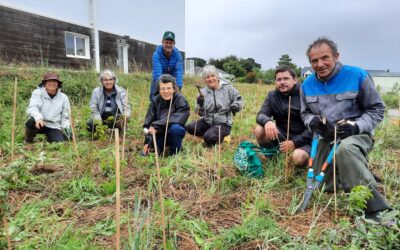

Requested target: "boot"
[{"left": 25, "top": 127, "right": 37, "bottom": 143}]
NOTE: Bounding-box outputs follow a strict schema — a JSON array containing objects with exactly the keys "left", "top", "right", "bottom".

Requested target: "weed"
[
  {"left": 347, "top": 185, "right": 373, "bottom": 216},
  {"left": 60, "top": 175, "right": 103, "bottom": 202}
]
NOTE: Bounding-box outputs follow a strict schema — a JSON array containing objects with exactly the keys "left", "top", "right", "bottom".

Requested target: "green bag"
[{"left": 233, "top": 141, "right": 279, "bottom": 178}]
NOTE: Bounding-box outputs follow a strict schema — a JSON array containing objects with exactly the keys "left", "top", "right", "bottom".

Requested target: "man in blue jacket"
[
  {"left": 150, "top": 31, "right": 183, "bottom": 100},
  {"left": 300, "top": 37, "right": 392, "bottom": 224}
]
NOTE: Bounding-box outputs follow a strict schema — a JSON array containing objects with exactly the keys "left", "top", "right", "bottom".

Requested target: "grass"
[{"left": 0, "top": 64, "right": 399, "bottom": 249}]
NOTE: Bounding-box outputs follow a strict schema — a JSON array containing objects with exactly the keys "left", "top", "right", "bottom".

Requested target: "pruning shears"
[{"left": 297, "top": 136, "right": 339, "bottom": 212}]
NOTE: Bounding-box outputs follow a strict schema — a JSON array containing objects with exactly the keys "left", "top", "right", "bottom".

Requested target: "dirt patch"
[
  {"left": 30, "top": 165, "right": 61, "bottom": 175},
  {"left": 183, "top": 193, "right": 245, "bottom": 233},
  {"left": 74, "top": 204, "right": 115, "bottom": 227},
  {"left": 7, "top": 191, "right": 41, "bottom": 213},
  {"left": 176, "top": 232, "right": 200, "bottom": 250},
  {"left": 267, "top": 190, "right": 343, "bottom": 238}
]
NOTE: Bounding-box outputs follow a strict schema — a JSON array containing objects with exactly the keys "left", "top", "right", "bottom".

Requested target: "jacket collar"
[{"left": 315, "top": 62, "right": 343, "bottom": 82}]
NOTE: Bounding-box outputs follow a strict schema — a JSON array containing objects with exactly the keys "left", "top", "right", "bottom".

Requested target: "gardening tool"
[
  {"left": 195, "top": 84, "right": 203, "bottom": 96},
  {"left": 296, "top": 137, "right": 339, "bottom": 212}
]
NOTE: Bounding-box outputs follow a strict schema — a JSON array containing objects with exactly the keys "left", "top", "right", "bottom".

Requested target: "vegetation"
[
  {"left": 207, "top": 54, "right": 303, "bottom": 84},
  {"left": 0, "top": 64, "right": 399, "bottom": 249}
]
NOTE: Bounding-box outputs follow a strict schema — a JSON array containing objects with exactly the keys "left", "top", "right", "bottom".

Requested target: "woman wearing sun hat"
[{"left": 25, "top": 72, "right": 71, "bottom": 143}]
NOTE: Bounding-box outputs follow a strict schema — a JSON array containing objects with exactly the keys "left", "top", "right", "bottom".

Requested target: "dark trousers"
[
  {"left": 185, "top": 118, "right": 231, "bottom": 146},
  {"left": 25, "top": 117, "right": 65, "bottom": 143},
  {"left": 145, "top": 124, "right": 186, "bottom": 155},
  {"left": 156, "top": 124, "right": 186, "bottom": 155},
  {"left": 314, "top": 134, "right": 391, "bottom": 214}
]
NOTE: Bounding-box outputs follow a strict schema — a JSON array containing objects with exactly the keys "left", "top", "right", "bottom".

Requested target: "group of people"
[{"left": 24, "top": 33, "right": 392, "bottom": 224}]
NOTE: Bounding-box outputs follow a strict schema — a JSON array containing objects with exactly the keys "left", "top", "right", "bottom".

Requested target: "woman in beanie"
[{"left": 25, "top": 72, "right": 71, "bottom": 143}]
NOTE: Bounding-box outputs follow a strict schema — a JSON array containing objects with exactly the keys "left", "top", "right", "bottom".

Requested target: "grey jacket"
[
  {"left": 26, "top": 87, "right": 70, "bottom": 130},
  {"left": 197, "top": 80, "right": 243, "bottom": 126},
  {"left": 89, "top": 85, "right": 131, "bottom": 120}
]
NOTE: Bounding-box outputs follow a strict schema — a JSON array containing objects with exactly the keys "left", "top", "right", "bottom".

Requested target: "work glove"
[
  {"left": 230, "top": 105, "right": 240, "bottom": 116},
  {"left": 308, "top": 116, "right": 334, "bottom": 139},
  {"left": 337, "top": 121, "right": 359, "bottom": 139},
  {"left": 63, "top": 127, "right": 73, "bottom": 140},
  {"left": 197, "top": 95, "right": 204, "bottom": 107}
]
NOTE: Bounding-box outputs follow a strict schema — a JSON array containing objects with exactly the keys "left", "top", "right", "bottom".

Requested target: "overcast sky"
[
  {"left": 185, "top": 0, "right": 400, "bottom": 71},
  {"left": 1, "top": 0, "right": 399, "bottom": 72}
]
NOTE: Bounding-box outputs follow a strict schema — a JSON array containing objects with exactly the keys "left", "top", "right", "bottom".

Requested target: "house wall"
[
  {"left": 0, "top": 4, "right": 177, "bottom": 72},
  {"left": 372, "top": 76, "right": 400, "bottom": 93},
  {"left": 0, "top": 5, "right": 93, "bottom": 68}
]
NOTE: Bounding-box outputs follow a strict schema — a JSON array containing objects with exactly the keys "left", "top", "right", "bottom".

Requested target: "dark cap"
[
  {"left": 39, "top": 72, "right": 63, "bottom": 87},
  {"left": 162, "top": 31, "right": 175, "bottom": 41}
]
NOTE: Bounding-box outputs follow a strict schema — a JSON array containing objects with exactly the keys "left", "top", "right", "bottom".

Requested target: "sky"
[
  {"left": 1, "top": 0, "right": 399, "bottom": 72},
  {"left": 185, "top": 0, "right": 400, "bottom": 71}
]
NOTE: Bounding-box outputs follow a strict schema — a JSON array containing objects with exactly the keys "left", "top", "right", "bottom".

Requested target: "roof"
[
  {"left": 367, "top": 71, "right": 400, "bottom": 77},
  {"left": 301, "top": 67, "right": 313, "bottom": 76}
]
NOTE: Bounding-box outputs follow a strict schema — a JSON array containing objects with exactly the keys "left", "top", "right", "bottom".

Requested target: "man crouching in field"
[
  {"left": 255, "top": 66, "right": 312, "bottom": 167},
  {"left": 300, "top": 37, "right": 393, "bottom": 225},
  {"left": 25, "top": 72, "right": 72, "bottom": 143}
]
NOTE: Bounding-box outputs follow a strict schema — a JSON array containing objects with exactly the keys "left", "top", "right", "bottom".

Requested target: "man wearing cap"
[
  {"left": 25, "top": 72, "right": 71, "bottom": 143},
  {"left": 150, "top": 31, "right": 183, "bottom": 100}
]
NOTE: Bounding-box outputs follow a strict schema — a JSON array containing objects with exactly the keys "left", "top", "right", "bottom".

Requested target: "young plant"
[{"left": 348, "top": 185, "right": 373, "bottom": 216}]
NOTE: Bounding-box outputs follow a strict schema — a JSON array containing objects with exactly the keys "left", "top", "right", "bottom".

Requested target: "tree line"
[{"left": 187, "top": 54, "right": 302, "bottom": 84}]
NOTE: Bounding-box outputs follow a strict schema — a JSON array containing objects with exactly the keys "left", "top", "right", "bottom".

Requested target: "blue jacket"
[
  {"left": 152, "top": 46, "right": 183, "bottom": 88},
  {"left": 300, "top": 62, "right": 385, "bottom": 135}
]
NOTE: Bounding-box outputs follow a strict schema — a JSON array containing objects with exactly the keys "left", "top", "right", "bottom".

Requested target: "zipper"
[{"left": 212, "top": 89, "right": 217, "bottom": 125}]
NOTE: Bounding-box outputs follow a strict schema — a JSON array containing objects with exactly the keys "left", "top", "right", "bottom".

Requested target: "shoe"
[
  {"left": 365, "top": 210, "right": 397, "bottom": 228},
  {"left": 223, "top": 135, "right": 231, "bottom": 144}
]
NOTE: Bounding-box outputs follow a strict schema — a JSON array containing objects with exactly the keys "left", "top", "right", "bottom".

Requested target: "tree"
[
  {"left": 223, "top": 60, "right": 246, "bottom": 78},
  {"left": 186, "top": 57, "right": 206, "bottom": 67},
  {"left": 209, "top": 55, "right": 238, "bottom": 70},
  {"left": 277, "top": 54, "right": 301, "bottom": 76},
  {"left": 245, "top": 71, "right": 257, "bottom": 83},
  {"left": 240, "top": 58, "right": 261, "bottom": 72}
]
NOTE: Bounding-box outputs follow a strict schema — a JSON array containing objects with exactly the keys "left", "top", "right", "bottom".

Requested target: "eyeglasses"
[{"left": 160, "top": 87, "right": 173, "bottom": 91}]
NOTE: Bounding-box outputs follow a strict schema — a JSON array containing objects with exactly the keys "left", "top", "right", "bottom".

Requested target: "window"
[{"left": 65, "top": 32, "right": 90, "bottom": 59}]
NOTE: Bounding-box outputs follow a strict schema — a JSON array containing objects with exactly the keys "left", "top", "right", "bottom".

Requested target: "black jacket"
[
  {"left": 256, "top": 84, "right": 312, "bottom": 148},
  {"left": 143, "top": 92, "right": 190, "bottom": 133}
]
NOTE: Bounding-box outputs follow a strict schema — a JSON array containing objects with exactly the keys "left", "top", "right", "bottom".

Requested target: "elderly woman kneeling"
[
  {"left": 185, "top": 65, "right": 243, "bottom": 146},
  {"left": 142, "top": 74, "right": 190, "bottom": 156}
]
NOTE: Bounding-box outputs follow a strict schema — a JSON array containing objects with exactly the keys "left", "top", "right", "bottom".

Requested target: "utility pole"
[{"left": 90, "top": 0, "right": 100, "bottom": 73}]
